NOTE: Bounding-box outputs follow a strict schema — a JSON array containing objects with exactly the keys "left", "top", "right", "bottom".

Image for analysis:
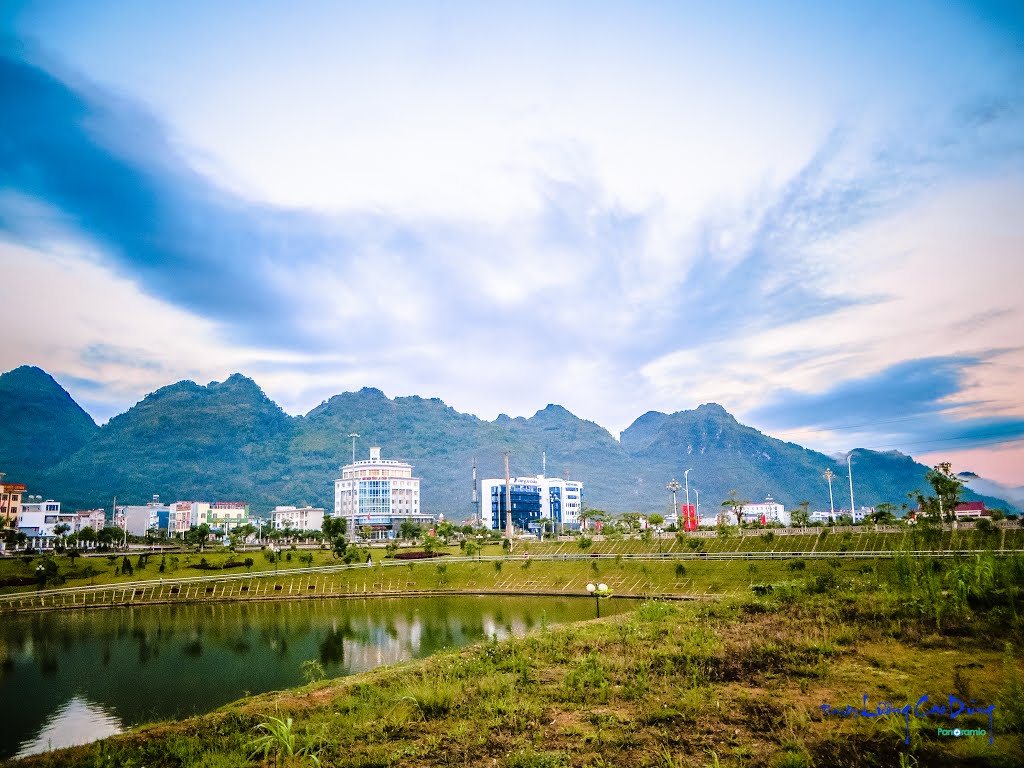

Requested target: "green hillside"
[
  {"left": 0, "top": 366, "right": 98, "bottom": 487},
  {"left": 1, "top": 368, "right": 1014, "bottom": 516}
]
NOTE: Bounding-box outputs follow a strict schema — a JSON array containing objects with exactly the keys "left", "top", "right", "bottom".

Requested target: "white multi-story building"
[
  {"left": 74, "top": 509, "right": 106, "bottom": 531},
  {"left": 334, "top": 447, "right": 428, "bottom": 540},
  {"left": 739, "top": 497, "right": 789, "bottom": 526},
  {"left": 17, "top": 501, "right": 77, "bottom": 543},
  {"left": 119, "top": 502, "right": 171, "bottom": 536},
  {"left": 271, "top": 505, "right": 325, "bottom": 532},
  {"left": 208, "top": 501, "right": 249, "bottom": 532},
  {"left": 167, "top": 501, "right": 211, "bottom": 533},
  {"left": 480, "top": 475, "right": 585, "bottom": 533}
]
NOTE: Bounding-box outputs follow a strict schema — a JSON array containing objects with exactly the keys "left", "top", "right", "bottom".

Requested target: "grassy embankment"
[
  {"left": 3, "top": 527, "right": 1021, "bottom": 600},
  {"left": 11, "top": 550, "right": 1024, "bottom": 768}
]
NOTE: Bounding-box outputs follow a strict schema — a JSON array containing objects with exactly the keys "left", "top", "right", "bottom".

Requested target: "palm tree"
[
  {"left": 721, "top": 490, "right": 749, "bottom": 528},
  {"left": 791, "top": 501, "right": 811, "bottom": 529}
]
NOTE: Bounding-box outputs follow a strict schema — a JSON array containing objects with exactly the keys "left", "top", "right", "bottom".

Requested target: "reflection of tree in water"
[
  {"left": 182, "top": 639, "right": 203, "bottom": 657},
  {"left": 0, "top": 654, "right": 12, "bottom": 684},
  {"left": 226, "top": 636, "right": 252, "bottom": 655},
  {"left": 39, "top": 647, "right": 59, "bottom": 677},
  {"left": 318, "top": 626, "right": 349, "bottom": 667}
]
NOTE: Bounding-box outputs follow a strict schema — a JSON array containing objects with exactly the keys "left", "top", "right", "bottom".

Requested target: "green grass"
[{"left": 4, "top": 528, "right": 1023, "bottom": 604}]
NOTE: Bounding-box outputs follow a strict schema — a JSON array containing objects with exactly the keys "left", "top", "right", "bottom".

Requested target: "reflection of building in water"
[{"left": 340, "top": 613, "right": 424, "bottom": 673}]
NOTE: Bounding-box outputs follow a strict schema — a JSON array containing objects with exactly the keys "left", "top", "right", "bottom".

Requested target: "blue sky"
[{"left": 2, "top": 1, "right": 1024, "bottom": 484}]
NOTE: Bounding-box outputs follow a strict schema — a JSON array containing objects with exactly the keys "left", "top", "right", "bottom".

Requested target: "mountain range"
[{"left": 0, "top": 365, "right": 1016, "bottom": 517}]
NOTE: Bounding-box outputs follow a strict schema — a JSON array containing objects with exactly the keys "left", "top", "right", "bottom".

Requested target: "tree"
[
  {"left": 791, "top": 501, "right": 811, "bottom": 529},
  {"left": 399, "top": 520, "right": 421, "bottom": 541},
  {"left": 52, "top": 523, "right": 71, "bottom": 547},
  {"left": 78, "top": 526, "right": 97, "bottom": 549},
  {"left": 648, "top": 513, "right": 665, "bottom": 529},
  {"left": 322, "top": 516, "right": 349, "bottom": 558},
  {"left": 184, "top": 524, "right": 212, "bottom": 551},
  {"left": 436, "top": 521, "right": 456, "bottom": 543},
  {"left": 587, "top": 510, "right": 610, "bottom": 533},
  {"left": 868, "top": 502, "right": 897, "bottom": 526},
  {"left": 721, "top": 490, "right": 749, "bottom": 528},
  {"left": 914, "top": 462, "right": 965, "bottom": 525}
]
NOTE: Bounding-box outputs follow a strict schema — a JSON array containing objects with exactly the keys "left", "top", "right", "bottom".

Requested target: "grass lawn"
[{"left": 3, "top": 527, "right": 1021, "bottom": 598}]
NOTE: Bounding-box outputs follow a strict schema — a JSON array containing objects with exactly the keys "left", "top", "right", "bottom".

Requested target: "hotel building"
[{"left": 334, "top": 447, "right": 430, "bottom": 540}]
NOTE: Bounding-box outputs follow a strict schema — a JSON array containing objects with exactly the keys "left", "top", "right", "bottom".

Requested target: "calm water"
[{"left": 0, "top": 596, "right": 632, "bottom": 759}]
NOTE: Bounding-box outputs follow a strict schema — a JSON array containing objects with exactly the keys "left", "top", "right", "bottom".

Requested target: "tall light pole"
[
  {"left": 348, "top": 433, "right": 360, "bottom": 464},
  {"left": 694, "top": 488, "right": 699, "bottom": 522},
  {"left": 684, "top": 469, "right": 692, "bottom": 518},
  {"left": 666, "top": 479, "right": 681, "bottom": 518},
  {"left": 847, "top": 453, "right": 856, "bottom": 519},
  {"left": 504, "top": 450, "right": 513, "bottom": 540},
  {"left": 823, "top": 468, "right": 836, "bottom": 520}
]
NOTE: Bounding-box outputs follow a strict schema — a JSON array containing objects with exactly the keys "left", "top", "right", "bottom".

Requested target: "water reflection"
[
  {"left": 15, "top": 696, "right": 123, "bottom": 758},
  {"left": 0, "top": 596, "right": 632, "bottom": 759}
]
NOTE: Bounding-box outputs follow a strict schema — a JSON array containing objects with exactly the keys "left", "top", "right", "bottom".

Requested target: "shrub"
[{"left": 393, "top": 550, "right": 446, "bottom": 560}]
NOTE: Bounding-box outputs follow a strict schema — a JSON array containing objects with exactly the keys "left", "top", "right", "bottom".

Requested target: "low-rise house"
[
  {"left": 74, "top": 509, "right": 106, "bottom": 532},
  {"left": 209, "top": 501, "right": 249, "bottom": 533},
  {"left": 271, "top": 505, "right": 325, "bottom": 532},
  {"left": 955, "top": 501, "right": 989, "bottom": 519}
]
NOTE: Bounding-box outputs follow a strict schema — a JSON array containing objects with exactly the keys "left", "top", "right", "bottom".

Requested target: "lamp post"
[
  {"left": 694, "top": 489, "right": 699, "bottom": 524},
  {"left": 684, "top": 468, "right": 692, "bottom": 519},
  {"left": 348, "top": 433, "right": 360, "bottom": 464},
  {"left": 666, "top": 479, "right": 681, "bottom": 518},
  {"left": 586, "top": 582, "right": 610, "bottom": 618},
  {"left": 823, "top": 468, "right": 836, "bottom": 522},
  {"left": 847, "top": 453, "right": 856, "bottom": 521}
]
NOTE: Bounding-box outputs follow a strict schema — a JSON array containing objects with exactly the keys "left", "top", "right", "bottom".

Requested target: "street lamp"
[
  {"left": 684, "top": 469, "right": 692, "bottom": 519},
  {"left": 823, "top": 468, "right": 836, "bottom": 522},
  {"left": 694, "top": 489, "right": 699, "bottom": 524},
  {"left": 666, "top": 479, "right": 681, "bottom": 517},
  {"left": 348, "top": 433, "right": 360, "bottom": 464},
  {"left": 586, "top": 582, "right": 611, "bottom": 618},
  {"left": 847, "top": 453, "right": 856, "bottom": 521}
]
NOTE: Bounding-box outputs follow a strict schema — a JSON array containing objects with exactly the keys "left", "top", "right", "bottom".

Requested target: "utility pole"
[
  {"left": 823, "top": 468, "right": 836, "bottom": 520},
  {"left": 504, "top": 450, "right": 513, "bottom": 539},
  {"left": 348, "top": 433, "right": 360, "bottom": 464}
]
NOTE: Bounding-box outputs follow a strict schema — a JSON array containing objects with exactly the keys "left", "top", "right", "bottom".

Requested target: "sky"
[{"left": 2, "top": 1, "right": 1024, "bottom": 486}]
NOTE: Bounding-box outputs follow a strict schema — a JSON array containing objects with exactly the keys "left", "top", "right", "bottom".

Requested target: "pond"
[{"left": 0, "top": 595, "right": 633, "bottom": 759}]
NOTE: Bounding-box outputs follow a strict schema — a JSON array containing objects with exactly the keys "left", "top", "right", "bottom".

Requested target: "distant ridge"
[
  {"left": 0, "top": 366, "right": 98, "bottom": 487},
  {"left": 0, "top": 366, "right": 1015, "bottom": 515}
]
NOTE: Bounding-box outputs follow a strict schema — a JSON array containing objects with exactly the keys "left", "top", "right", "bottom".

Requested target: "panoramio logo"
[{"left": 937, "top": 727, "right": 988, "bottom": 738}]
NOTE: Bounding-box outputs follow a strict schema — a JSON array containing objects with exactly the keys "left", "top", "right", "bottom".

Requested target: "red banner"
[{"left": 681, "top": 504, "right": 697, "bottom": 531}]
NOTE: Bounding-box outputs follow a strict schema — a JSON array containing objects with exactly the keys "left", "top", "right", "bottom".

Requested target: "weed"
[
  {"left": 301, "top": 659, "right": 326, "bottom": 684},
  {"left": 502, "top": 748, "right": 569, "bottom": 767},
  {"left": 248, "top": 715, "right": 321, "bottom": 767}
]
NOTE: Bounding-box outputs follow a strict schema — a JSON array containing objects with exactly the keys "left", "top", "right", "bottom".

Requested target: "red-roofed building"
[{"left": 954, "top": 501, "right": 989, "bottom": 519}]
